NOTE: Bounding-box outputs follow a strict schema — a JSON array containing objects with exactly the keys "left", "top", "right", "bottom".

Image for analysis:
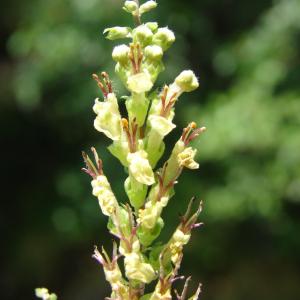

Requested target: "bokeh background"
[{"left": 1, "top": 0, "right": 300, "bottom": 299}]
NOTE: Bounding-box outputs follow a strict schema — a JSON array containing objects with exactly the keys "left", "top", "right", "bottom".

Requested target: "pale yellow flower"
[
  {"left": 127, "top": 72, "right": 153, "bottom": 94},
  {"left": 93, "top": 93, "right": 122, "bottom": 141},
  {"left": 124, "top": 252, "right": 156, "bottom": 283},
  {"left": 177, "top": 147, "right": 199, "bottom": 169},
  {"left": 127, "top": 150, "right": 155, "bottom": 185}
]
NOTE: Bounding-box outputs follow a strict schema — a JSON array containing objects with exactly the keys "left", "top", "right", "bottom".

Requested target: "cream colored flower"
[
  {"left": 169, "top": 228, "right": 191, "bottom": 264},
  {"left": 91, "top": 175, "right": 118, "bottom": 216},
  {"left": 150, "top": 282, "right": 172, "bottom": 300},
  {"left": 93, "top": 247, "right": 130, "bottom": 298},
  {"left": 173, "top": 228, "right": 191, "bottom": 245},
  {"left": 127, "top": 72, "right": 153, "bottom": 94},
  {"left": 127, "top": 150, "right": 155, "bottom": 185},
  {"left": 177, "top": 147, "right": 199, "bottom": 169},
  {"left": 138, "top": 197, "right": 168, "bottom": 229},
  {"left": 93, "top": 93, "right": 122, "bottom": 141},
  {"left": 119, "top": 236, "right": 140, "bottom": 256},
  {"left": 148, "top": 115, "right": 176, "bottom": 137},
  {"left": 124, "top": 252, "right": 156, "bottom": 283}
]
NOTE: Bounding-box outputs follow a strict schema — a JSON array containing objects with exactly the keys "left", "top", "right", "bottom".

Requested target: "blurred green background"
[{"left": 1, "top": 0, "right": 300, "bottom": 299}]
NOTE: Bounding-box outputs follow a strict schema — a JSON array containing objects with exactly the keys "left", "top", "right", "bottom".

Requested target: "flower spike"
[{"left": 55, "top": 1, "right": 209, "bottom": 299}]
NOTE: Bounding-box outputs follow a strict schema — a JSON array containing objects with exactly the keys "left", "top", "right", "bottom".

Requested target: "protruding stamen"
[
  {"left": 122, "top": 117, "right": 138, "bottom": 153},
  {"left": 101, "top": 72, "right": 113, "bottom": 94},
  {"left": 129, "top": 43, "right": 143, "bottom": 74},
  {"left": 92, "top": 72, "right": 113, "bottom": 98},
  {"left": 181, "top": 122, "right": 206, "bottom": 145},
  {"left": 160, "top": 85, "right": 178, "bottom": 117}
]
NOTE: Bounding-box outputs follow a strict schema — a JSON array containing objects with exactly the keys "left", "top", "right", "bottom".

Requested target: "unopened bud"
[
  {"left": 175, "top": 70, "right": 199, "bottom": 92},
  {"left": 133, "top": 25, "right": 153, "bottom": 45},
  {"left": 144, "top": 45, "right": 163, "bottom": 61},
  {"left": 112, "top": 44, "right": 130, "bottom": 65},
  {"left": 103, "top": 27, "right": 131, "bottom": 40},
  {"left": 139, "top": 0, "right": 157, "bottom": 14},
  {"left": 123, "top": 0, "right": 138, "bottom": 13},
  {"left": 145, "top": 22, "right": 159, "bottom": 32},
  {"left": 152, "top": 27, "right": 175, "bottom": 50}
]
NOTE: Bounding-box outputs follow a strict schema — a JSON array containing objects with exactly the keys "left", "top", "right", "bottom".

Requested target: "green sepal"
[
  {"left": 145, "top": 137, "right": 165, "bottom": 168},
  {"left": 108, "top": 142, "right": 128, "bottom": 167},
  {"left": 124, "top": 176, "right": 147, "bottom": 210},
  {"left": 140, "top": 293, "right": 152, "bottom": 300},
  {"left": 126, "top": 93, "right": 150, "bottom": 126},
  {"left": 107, "top": 206, "right": 131, "bottom": 237},
  {"left": 149, "top": 243, "right": 164, "bottom": 271},
  {"left": 147, "top": 61, "right": 165, "bottom": 83},
  {"left": 138, "top": 217, "right": 164, "bottom": 247}
]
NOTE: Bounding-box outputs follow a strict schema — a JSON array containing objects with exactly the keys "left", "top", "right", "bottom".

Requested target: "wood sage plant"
[{"left": 35, "top": 1, "right": 206, "bottom": 299}]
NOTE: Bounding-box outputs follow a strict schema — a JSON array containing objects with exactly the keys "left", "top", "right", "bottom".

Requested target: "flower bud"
[
  {"left": 139, "top": 0, "right": 157, "bottom": 14},
  {"left": 127, "top": 72, "right": 153, "bottom": 94},
  {"left": 123, "top": 0, "right": 138, "bottom": 13},
  {"left": 103, "top": 26, "right": 131, "bottom": 40},
  {"left": 152, "top": 27, "right": 175, "bottom": 50},
  {"left": 144, "top": 45, "right": 163, "bottom": 61},
  {"left": 175, "top": 70, "right": 199, "bottom": 92},
  {"left": 127, "top": 150, "right": 155, "bottom": 185},
  {"left": 112, "top": 44, "right": 130, "bottom": 65},
  {"left": 133, "top": 24, "right": 153, "bottom": 45},
  {"left": 177, "top": 147, "right": 199, "bottom": 169},
  {"left": 145, "top": 22, "right": 159, "bottom": 32}
]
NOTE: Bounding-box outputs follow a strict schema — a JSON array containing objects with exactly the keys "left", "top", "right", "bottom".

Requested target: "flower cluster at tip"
[{"left": 82, "top": 1, "right": 206, "bottom": 299}]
